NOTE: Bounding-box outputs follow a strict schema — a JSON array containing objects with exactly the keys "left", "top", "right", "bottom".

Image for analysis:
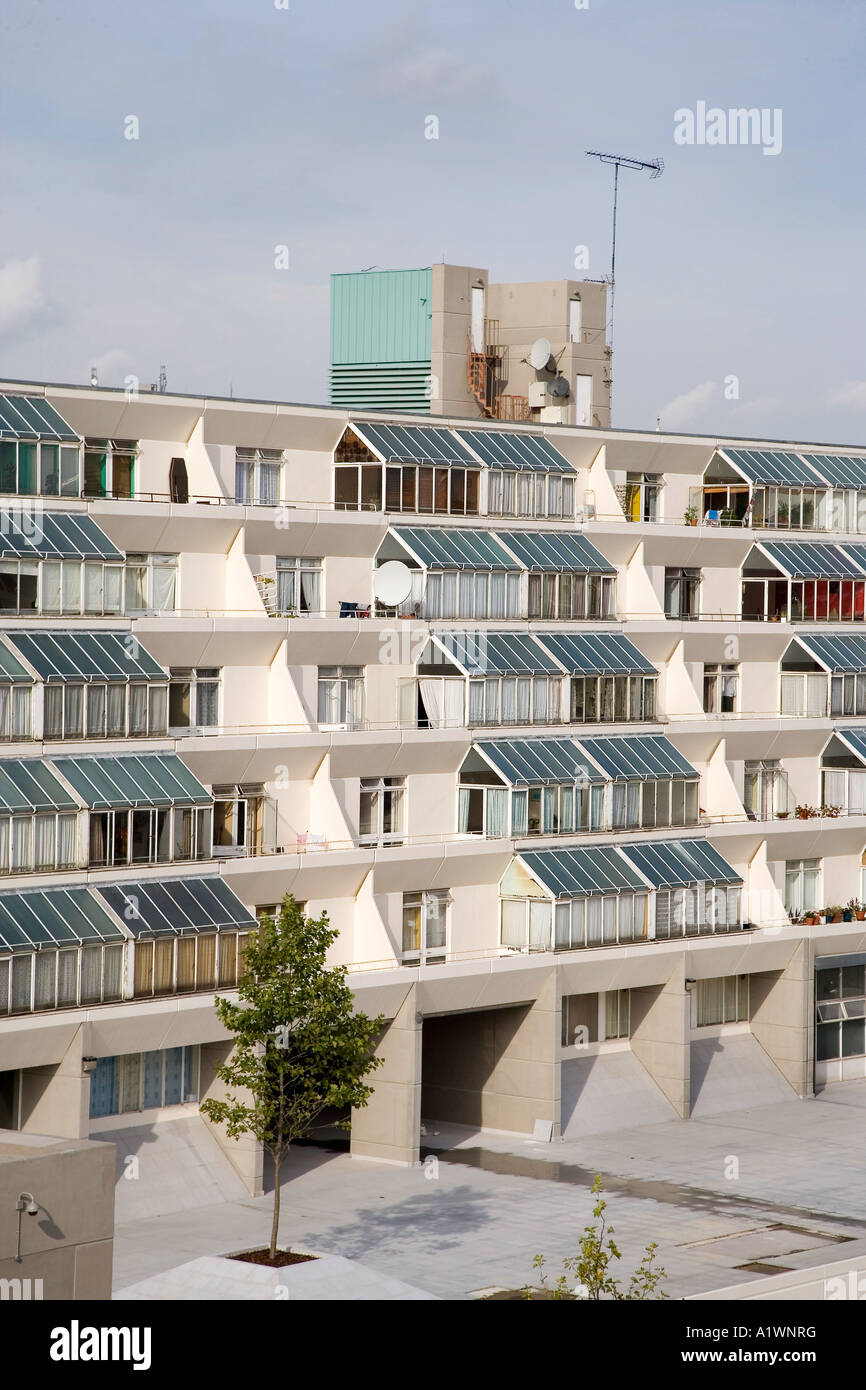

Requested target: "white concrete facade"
[{"left": 1, "top": 378, "right": 866, "bottom": 1177}]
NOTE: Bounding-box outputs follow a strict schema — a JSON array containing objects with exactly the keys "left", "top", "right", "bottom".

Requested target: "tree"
[
  {"left": 526, "top": 1176, "right": 667, "bottom": 1300},
  {"left": 201, "top": 895, "right": 384, "bottom": 1261}
]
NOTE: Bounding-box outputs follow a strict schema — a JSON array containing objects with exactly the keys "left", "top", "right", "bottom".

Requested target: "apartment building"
[
  {"left": 1, "top": 379, "right": 866, "bottom": 1189},
  {"left": 330, "top": 263, "right": 610, "bottom": 427}
]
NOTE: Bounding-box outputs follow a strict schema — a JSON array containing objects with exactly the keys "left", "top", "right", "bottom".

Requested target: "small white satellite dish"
[
  {"left": 547, "top": 374, "right": 570, "bottom": 398},
  {"left": 373, "top": 560, "right": 413, "bottom": 606},
  {"left": 529, "top": 337, "right": 553, "bottom": 371}
]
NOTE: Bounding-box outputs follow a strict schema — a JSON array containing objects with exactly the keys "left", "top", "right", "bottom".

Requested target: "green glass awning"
[
  {"left": 0, "top": 759, "right": 77, "bottom": 812},
  {"left": 0, "top": 395, "right": 80, "bottom": 441},
  {"left": 0, "top": 638, "right": 34, "bottom": 683},
  {"left": 455, "top": 430, "right": 574, "bottom": 472},
  {"left": 95, "top": 876, "right": 256, "bottom": 938},
  {"left": 0, "top": 885, "right": 125, "bottom": 953},
  {"left": 0, "top": 511, "right": 121, "bottom": 559},
  {"left": 474, "top": 738, "right": 604, "bottom": 786},
  {"left": 8, "top": 630, "right": 167, "bottom": 682},
  {"left": 51, "top": 753, "right": 210, "bottom": 809}
]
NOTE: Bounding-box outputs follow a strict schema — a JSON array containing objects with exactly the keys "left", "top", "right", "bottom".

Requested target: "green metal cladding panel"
[{"left": 330, "top": 268, "right": 432, "bottom": 366}]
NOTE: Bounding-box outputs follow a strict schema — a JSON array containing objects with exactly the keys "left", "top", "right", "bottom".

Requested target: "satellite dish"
[
  {"left": 547, "top": 375, "right": 570, "bottom": 399},
  {"left": 529, "top": 337, "right": 554, "bottom": 372},
  {"left": 373, "top": 560, "right": 413, "bottom": 606}
]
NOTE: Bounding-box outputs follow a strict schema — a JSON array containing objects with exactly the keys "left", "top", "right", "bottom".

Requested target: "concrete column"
[
  {"left": 630, "top": 960, "right": 691, "bottom": 1118},
  {"left": 20, "top": 1025, "right": 89, "bottom": 1139},
  {"left": 199, "top": 1040, "right": 264, "bottom": 1197},
  {"left": 750, "top": 941, "right": 812, "bottom": 1097},
  {"left": 351, "top": 985, "right": 422, "bottom": 1165}
]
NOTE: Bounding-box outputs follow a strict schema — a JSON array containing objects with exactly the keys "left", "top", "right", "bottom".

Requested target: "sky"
[{"left": 0, "top": 0, "right": 864, "bottom": 443}]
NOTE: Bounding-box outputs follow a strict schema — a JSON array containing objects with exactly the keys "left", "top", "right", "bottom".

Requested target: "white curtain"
[
  {"left": 458, "top": 572, "right": 474, "bottom": 618},
  {"left": 12, "top": 817, "right": 31, "bottom": 871},
  {"left": 0, "top": 817, "right": 9, "bottom": 873},
  {"left": 55, "top": 814, "right": 76, "bottom": 867},
  {"left": 501, "top": 900, "right": 526, "bottom": 949},
  {"left": 458, "top": 788, "right": 471, "bottom": 833},
  {"left": 444, "top": 681, "right": 464, "bottom": 727},
  {"left": 424, "top": 573, "right": 441, "bottom": 617},
  {"left": 474, "top": 572, "right": 488, "bottom": 618},
  {"left": 468, "top": 681, "right": 484, "bottom": 724},
  {"left": 0, "top": 686, "right": 8, "bottom": 738},
  {"left": 10, "top": 685, "right": 27, "bottom": 736},
  {"left": 516, "top": 677, "right": 531, "bottom": 724},
  {"left": 34, "top": 815, "right": 55, "bottom": 869},
  {"left": 84, "top": 562, "right": 103, "bottom": 613},
  {"left": 104, "top": 566, "right": 123, "bottom": 614},
  {"left": 511, "top": 789, "right": 528, "bottom": 835},
  {"left": 485, "top": 787, "right": 508, "bottom": 837},
  {"left": 807, "top": 673, "right": 827, "bottom": 718},
  {"left": 441, "top": 571, "right": 457, "bottom": 615},
  {"left": 41, "top": 561, "right": 61, "bottom": 613},
  {"left": 849, "top": 771, "right": 866, "bottom": 814},
  {"left": 62, "top": 561, "right": 81, "bottom": 613},
  {"left": 823, "top": 769, "right": 847, "bottom": 810},
  {"left": 419, "top": 679, "right": 443, "bottom": 728},
  {"left": 529, "top": 900, "right": 551, "bottom": 950},
  {"left": 586, "top": 897, "right": 602, "bottom": 945},
  {"left": 152, "top": 563, "right": 176, "bottom": 611},
  {"left": 490, "top": 571, "right": 506, "bottom": 619},
  {"left": 259, "top": 463, "right": 279, "bottom": 506},
  {"left": 501, "top": 678, "right": 517, "bottom": 724}
]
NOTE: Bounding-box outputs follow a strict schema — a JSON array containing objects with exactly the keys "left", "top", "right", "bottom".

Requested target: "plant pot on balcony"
[
  {"left": 857, "top": 911, "right": 866, "bottom": 921},
  {"left": 804, "top": 914, "right": 820, "bottom": 926},
  {"left": 844, "top": 912, "right": 854, "bottom": 922},
  {"left": 832, "top": 914, "right": 844, "bottom": 923}
]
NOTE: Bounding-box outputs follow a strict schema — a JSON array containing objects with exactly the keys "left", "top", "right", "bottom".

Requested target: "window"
[
  {"left": 551, "top": 893, "right": 649, "bottom": 951},
  {"left": 124, "top": 554, "right": 177, "bottom": 613},
  {"left": 0, "top": 942, "right": 123, "bottom": 1015},
  {"left": 486, "top": 470, "right": 574, "bottom": 520},
  {"left": 402, "top": 890, "right": 448, "bottom": 964},
  {"left": 527, "top": 572, "right": 614, "bottom": 621},
  {"left": 82, "top": 440, "right": 137, "bottom": 499},
  {"left": 0, "top": 812, "right": 77, "bottom": 874},
  {"left": 423, "top": 569, "right": 522, "bottom": 621},
  {"left": 696, "top": 975, "right": 749, "bottom": 1026},
  {"left": 780, "top": 670, "right": 829, "bottom": 717},
  {"left": 501, "top": 896, "right": 553, "bottom": 952},
  {"left": 0, "top": 440, "right": 81, "bottom": 498},
  {"left": 212, "top": 785, "right": 272, "bottom": 856},
  {"left": 561, "top": 993, "right": 598, "bottom": 1047},
  {"left": 134, "top": 931, "right": 253, "bottom": 999},
  {"left": 785, "top": 859, "right": 820, "bottom": 915},
  {"left": 0, "top": 686, "right": 33, "bottom": 740},
  {"left": 743, "top": 761, "right": 790, "bottom": 820},
  {"left": 88, "top": 1046, "right": 200, "bottom": 1118},
  {"left": 664, "top": 568, "right": 700, "bottom": 620},
  {"left": 360, "top": 776, "right": 405, "bottom": 846},
  {"left": 43, "top": 681, "right": 167, "bottom": 740},
  {"left": 276, "top": 558, "right": 322, "bottom": 615},
  {"left": 318, "top": 666, "right": 364, "bottom": 729},
  {"left": 624, "top": 473, "right": 661, "bottom": 523},
  {"left": 468, "top": 675, "right": 561, "bottom": 727},
  {"left": 655, "top": 884, "right": 741, "bottom": 938},
  {"left": 570, "top": 674, "right": 656, "bottom": 723},
  {"left": 88, "top": 806, "right": 210, "bottom": 868},
  {"left": 703, "top": 664, "right": 738, "bottom": 714},
  {"left": 605, "top": 990, "right": 631, "bottom": 1039},
  {"left": 816, "top": 965, "right": 866, "bottom": 1061},
  {"left": 168, "top": 669, "right": 220, "bottom": 731},
  {"left": 751, "top": 485, "right": 825, "bottom": 533},
  {"left": 235, "top": 448, "right": 282, "bottom": 505}
]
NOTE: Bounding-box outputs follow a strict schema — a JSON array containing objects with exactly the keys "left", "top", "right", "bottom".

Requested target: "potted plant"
[
  {"left": 826, "top": 905, "right": 845, "bottom": 923},
  {"left": 776, "top": 810, "right": 790, "bottom": 820},
  {"left": 804, "top": 911, "right": 821, "bottom": 926},
  {"left": 847, "top": 898, "right": 865, "bottom": 921},
  {"left": 795, "top": 804, "right": 816, "bottom": 820},
  {"left": 683, "top": 505, "right": 699, "bottom": 526},
  {"left": 822, "top": 804, "right": 842, "bottom": 818}
]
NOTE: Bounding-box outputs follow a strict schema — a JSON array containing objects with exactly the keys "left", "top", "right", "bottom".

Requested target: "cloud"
[
  {"left": 826, "top": 381, "right": 866, "bottom": 410},
  {"left": 657, "top": 380, "right": 716, "bottom": 430},
  {"left": 0, "top": 256, "right": 44, "bottom": 334}
]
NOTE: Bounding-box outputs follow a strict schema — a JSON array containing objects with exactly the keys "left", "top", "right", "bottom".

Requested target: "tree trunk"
[{"left": 270, "top": 1150, "right": 281, "bottom": 1261}]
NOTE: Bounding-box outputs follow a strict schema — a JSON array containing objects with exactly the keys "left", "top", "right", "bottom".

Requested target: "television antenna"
[{"left": 586, "top": 149, "right": 664, "bottom": 414}]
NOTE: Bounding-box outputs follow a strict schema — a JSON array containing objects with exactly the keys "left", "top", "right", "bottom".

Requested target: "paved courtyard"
[{"left": 111, "top": 1082, "right": 866, "bottom": 1299}]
